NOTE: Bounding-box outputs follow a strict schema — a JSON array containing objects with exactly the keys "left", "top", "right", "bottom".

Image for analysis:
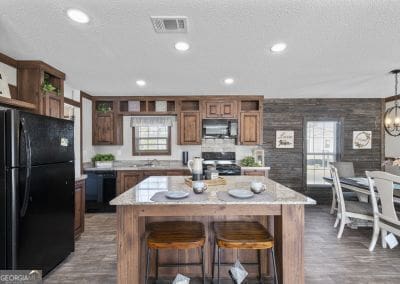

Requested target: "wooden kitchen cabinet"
[
  {"left": 116, "top": 169, "right": 190, "bottom": 195},
  {"left": 204, "top": 101, "right": 237, "bottom": 118},
  {"left": 17, "top": 61, "right": 65, "bottom": 118},
  {"left": 241, "top": 168, "right": 269, "bottom": 178},
  {"left": 179, "top": 112, "right": 201, "bottom": 144},
  {"left": 240, "top": 112, "right": 260, "bottom": 145},
  {"left": 74, "top": 179, "right": 86, "bottom": 240},
  {"left": 117, "top": 171, "right": 143, "bottom": 195},
  {"left": 92, "top": 100, "right": 123, "bottom": 145},
  {"left": 42, "top": 92, "right": 64, "bottom": 118},
  {"left": 94, "top": 112, "right": 114, "bottom": 144},
  {"left": 143, "top": 169, "right": 190, "bottom": 179}
]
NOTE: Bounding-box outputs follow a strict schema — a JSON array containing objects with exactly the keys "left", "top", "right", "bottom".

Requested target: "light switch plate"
[{"left": 385, "top": 233, "right": 398, "bottom": 249}]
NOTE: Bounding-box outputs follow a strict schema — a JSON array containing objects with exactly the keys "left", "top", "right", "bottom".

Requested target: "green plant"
[
  {"left": 41, "top": 73, "right": 60, "bottom": 95},
  {"left": 41, "top": 81, "right": 57, "bottom": 93},
  {"left": 240, "top": 156, "right": 260, "bottom": 167},
  {"left": 97, "top": 103, "right": 112, "bottom": 113},
  {"left": 91, "top": 153, "right": 115, "bottom": 163}
]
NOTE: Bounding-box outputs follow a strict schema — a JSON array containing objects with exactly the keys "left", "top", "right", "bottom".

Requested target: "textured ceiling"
[{"left": 1, "top": 0, "right": 400, "bottom": 98}]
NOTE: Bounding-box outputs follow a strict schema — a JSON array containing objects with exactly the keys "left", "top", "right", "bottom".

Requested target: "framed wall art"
[
  {"left": 276, "top": 130, "right": 294, "bottom": 148},
  {"left": 353, "top": 131, "right": 372, "bottom": 149}
]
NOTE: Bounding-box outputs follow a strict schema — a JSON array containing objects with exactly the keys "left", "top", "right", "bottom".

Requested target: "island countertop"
[
  {"left": 110, "top": 175, "right": 315, "bottom": 206},
  {"left": 113, "top": 175, "right": 315, "bottom": 284}
]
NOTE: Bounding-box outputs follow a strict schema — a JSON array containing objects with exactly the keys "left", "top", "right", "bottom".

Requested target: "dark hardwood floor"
[{"left": 44, "top": 206, "right": 400, "bottom": 283}]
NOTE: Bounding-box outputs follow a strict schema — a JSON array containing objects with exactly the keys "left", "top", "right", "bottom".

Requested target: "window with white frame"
[
  {"left": 132, "top": 126, "right": 171, "bottom": 155},
  {"left": 306, "top": 121, "right": 339, "bottom": 185}
]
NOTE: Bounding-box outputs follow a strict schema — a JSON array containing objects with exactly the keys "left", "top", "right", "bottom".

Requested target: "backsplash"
[{"left": 91, "top": 116, "right": 254, "bottom": 163}]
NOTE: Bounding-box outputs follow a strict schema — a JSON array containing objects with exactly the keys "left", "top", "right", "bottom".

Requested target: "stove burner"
[{"left": 202, "top": 152, "right": 241, "bottom": 175}]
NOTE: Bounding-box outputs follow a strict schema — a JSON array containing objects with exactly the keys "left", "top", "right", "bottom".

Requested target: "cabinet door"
[
  {"left": 240, "top": 112, "right": 260, "bottom": 145},
  {"left": 74, "top": 186, "right": 82, "bottom": 231},
  {"left": 74, "top": 180, "right": 85, "bottom": 239},
  {"left": 48, "top": 96, "right": 63, "bottom": 118},
  {"left": 205, "top": 102, "right": 221, "bottom": 118},
  {"left": 94, "top": 113, "right": 114, "bottom": 144},
  {"left": 118, "top": 172, "right": 143, "bottom": 195},
  {"left": 220, "top": 102, "right": 236, "bottom": 118},
  {"left": 242, "top": 170, "right": 267, "bottom": 177},
  {"left": 179, "top": 112, "right": 201, "bottom": 144},
  {"left": 42, "top": 94, "right": 64, "bottom": 118}
]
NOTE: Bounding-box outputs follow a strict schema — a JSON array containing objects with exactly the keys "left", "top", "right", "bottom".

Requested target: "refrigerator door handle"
[{"left": 19, "top": 117, "right": 32, "bottom": 217}]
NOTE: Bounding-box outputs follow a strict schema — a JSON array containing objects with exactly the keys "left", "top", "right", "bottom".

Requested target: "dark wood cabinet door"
[
  {"left": 42, "top": 93, "right": 64, "bottom": 118},
  {"left": 242, "top": 170, "right": 266, "bottom": 176},
  {"left": 117, "top": 172, "right": 143, "bottom": 195},
  {"left": 220, "top": 102, "right": 236, "bottom": 118},
  {"left": 180, "top": 112, "right": 201, "bottom": 144},
  {"left": 240, "top": 112, "right": 260, "bottom": 145},
  {"left": 205, "top": 102, "right": 221, "bottom": 118},
  {"left": 74, "top": 180, "right": 85, "bottom": 239},
  {"left": 48, "top": 96, "right": 61, "bottom": 118},
  {"left": 94, "top": 113, "right": 114, "bottom": 144}
]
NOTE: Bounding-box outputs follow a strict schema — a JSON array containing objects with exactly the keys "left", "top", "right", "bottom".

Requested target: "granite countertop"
[
  {"left": 110, "top": 176, "right": 316, "bottom": 206},
  {"left": 83, "top": 160, "right": 189, "bottom": 171},
  {"left": 75, "top": 174, "right": 88, "bottom": 181}
]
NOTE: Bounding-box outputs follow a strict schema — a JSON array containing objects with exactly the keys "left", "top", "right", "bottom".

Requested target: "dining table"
[{"left": 323, "top": 176, "right": 400, "bottom": 203}]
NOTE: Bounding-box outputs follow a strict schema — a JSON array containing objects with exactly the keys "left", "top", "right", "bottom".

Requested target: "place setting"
[
  {"left": 217, "top": 181, "right": 274, "bottom": 202},
  {"left": 150, "top": 180, "right": 210, "bottom": 202}
]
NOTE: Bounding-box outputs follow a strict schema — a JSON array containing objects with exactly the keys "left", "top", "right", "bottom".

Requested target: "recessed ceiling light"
[
  {"left": 223, "top": 78, "right": 234, "bottom": 85},
  {"left": 136, "top": 80, "right": 146, "bottom": 87},
  {"left": 175, "top": 42, "right": 190, "bottom": 51},
  {"left": 67, "top": 9, "right": 90, "bottom": 24},
  {"left": 270, "top": 42, "right": 287, "bottom": 53}
]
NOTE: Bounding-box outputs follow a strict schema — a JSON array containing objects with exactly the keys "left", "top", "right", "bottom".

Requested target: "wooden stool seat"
[
  {"left": 212, "top": 221, "right": 278, "bottom": 283},
  {"left": 147, "top": 221, "right": 205, "bottom": 249},
  {"left": 214, "top": 221, "right": 274, "bottom": 249},
  {"left": 145, "top": 221, "right": 206, "bottom": 284}
]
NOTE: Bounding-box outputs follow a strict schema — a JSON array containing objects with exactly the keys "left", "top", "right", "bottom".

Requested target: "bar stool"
[
  {"left": 212, "top": 221, "right": 278, "bottom": 284},
  {"left": 145, "top": 221, "right": 206, "bottom": 284}
]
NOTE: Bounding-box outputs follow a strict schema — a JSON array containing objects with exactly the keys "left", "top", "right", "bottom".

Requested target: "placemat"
[
  {"left": 150, "top": 191, "right": 209, "bottom": 202},
  {"left": 216, "top": 191, "right": 274, "bottom": 202}
]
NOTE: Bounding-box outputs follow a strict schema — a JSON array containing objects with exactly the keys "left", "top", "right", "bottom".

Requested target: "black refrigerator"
[{"left": 0, "top": 109, "right": 75, "bottom": 276}]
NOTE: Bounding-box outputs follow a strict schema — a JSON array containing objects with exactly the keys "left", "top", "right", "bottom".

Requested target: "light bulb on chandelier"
[{"left": 384, "top": 70, "right": 400, "bottom": 136}]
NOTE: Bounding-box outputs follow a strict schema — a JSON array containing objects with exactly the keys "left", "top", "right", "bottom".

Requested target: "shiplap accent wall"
[{"left": 263, "top": 99, "right": 384, "bottom": 192}]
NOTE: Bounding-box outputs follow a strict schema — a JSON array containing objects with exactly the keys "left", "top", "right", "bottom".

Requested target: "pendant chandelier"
[{"left": 384, "top": 70, "right": 400, "bottom": 137}]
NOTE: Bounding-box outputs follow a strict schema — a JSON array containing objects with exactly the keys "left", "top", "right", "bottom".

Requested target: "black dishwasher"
[{"left": 85, "top": 171, "right": 116, "bottom": 213}]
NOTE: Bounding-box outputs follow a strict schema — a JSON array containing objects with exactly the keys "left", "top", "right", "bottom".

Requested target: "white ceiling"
[{"left": 1, "top": 0, "right": 400, "bottom": 98}]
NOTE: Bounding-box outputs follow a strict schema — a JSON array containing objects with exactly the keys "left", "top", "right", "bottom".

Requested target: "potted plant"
[
  {"left": 92, "top": 153, "right": 115, "bottom": 168},
  {"left": 97, "top": 103, "right": 112, "bottom": 113},
  {"left": 41, "top": 73, "right": 60, "bottom": 95},
  {"left": 240, "top": 156, "right": 261, "bottom": 167}
]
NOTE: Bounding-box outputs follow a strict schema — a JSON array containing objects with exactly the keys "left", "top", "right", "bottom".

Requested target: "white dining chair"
[
  {"left": 329, "top": 162, "right": 355, "bottom": 214},
  {"left": 331, "top": 166, "right": 373, "bottom": 238},
  {"left": 366, "top": 171, "right": 400, "bottom": 251}
]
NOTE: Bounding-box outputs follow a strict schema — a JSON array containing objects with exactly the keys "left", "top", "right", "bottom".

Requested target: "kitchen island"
[{"left": 110, "top": 176, "right": 315, "bottom": 284}]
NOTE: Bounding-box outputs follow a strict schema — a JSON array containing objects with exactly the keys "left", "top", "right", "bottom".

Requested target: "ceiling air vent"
[{"left": 150, "top": 16, "right": 188, "bottom": 33}]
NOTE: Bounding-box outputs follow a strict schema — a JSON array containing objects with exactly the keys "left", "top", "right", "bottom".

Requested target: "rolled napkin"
[
  {"left": 229, "top": 260, "right": 248, "bottom": 284},
  {"left": 172, "top": 273, "right": 190, "bottom": 284}
]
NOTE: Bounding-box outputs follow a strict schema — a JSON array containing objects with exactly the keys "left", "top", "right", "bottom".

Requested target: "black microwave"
[{"left": 202, "top": 119, "right": 238, "bottom": 139}]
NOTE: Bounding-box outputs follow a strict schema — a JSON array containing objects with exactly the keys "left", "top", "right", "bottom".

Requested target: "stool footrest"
[
  {"left": 213, "top": 261, "right": 260, "bottom": 266},
  {"left": 158, "top": 262, "right": 203, "bottom": 267}
]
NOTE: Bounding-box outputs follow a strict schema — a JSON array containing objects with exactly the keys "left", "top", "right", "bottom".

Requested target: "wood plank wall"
[{"left": 263, "top": 98, "right": 384, "bottom": 192}]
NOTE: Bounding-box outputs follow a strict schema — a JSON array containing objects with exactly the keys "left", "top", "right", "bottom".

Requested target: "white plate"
[
  {"left": 228, "top": 189, "right": 254, "bottom": 199},
  {"left": 165, "top": 191, "right": 189, "bottom": 199}
]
